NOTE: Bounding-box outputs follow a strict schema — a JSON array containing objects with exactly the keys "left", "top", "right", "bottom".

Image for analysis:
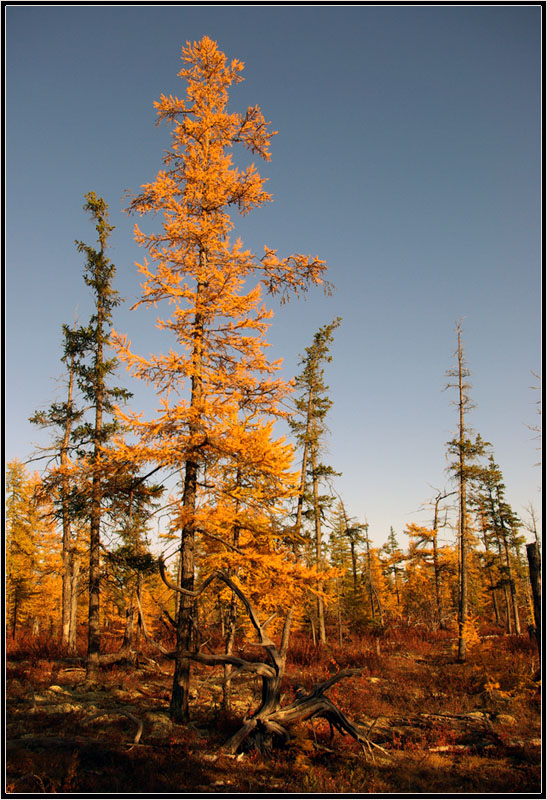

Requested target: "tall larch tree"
[
  {"left": 111, "top": 37, "right": 328, "bottom": 723},
  {"left": 6, "top": 461, "right": 61, "bottom": 638},
  {"left": 70, "top": 192, "right": 131, "bottom": 684},
  {"left": 445, "top": 322, "right": 488, "bottom": 662},
  {"left": 289, "top": 318, "right": 341, "bottom": 643}
]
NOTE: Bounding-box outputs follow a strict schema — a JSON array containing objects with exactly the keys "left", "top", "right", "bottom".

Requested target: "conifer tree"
[
  {"left": 111, "top": 37, "right": 328, "bottom": 722},
  {"left": 445, "top": 323, "right": 489, "bottom": 661},
  {"left": 474, "top": 455, "right": 523, "bottom": 634},
  {"left": 6, "top": 461, "right": 61, "bottom": 638},
  {"left": 70, "top": 192, "right": 131, "bottom": 683},
  {"left": 290, "top": 318, "right": 341, "bottom": 643},
  {"left": 30, "top": 321, "right": 84, "bottom": 650},
  {"left": 380, "top": 527, "right": 405, "bottom": 618}
]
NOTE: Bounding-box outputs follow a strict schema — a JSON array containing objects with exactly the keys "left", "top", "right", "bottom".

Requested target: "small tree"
[
  {"left": 30, "top": 321, "right": 85, "bottom": 650},
  {"left": 380, "top": 527, "right": 405, "bottom": 619}
]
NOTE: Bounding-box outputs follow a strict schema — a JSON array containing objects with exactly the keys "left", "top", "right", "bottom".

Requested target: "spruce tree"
[
  {"left": 69, "top": 192, "right": 131, "bottom": 683},
  {"left": 445, "top": 323, "right": 489, "bottom": 661},
  {"left": 290, "top": 317, "right": 341, "bottom": 643}
]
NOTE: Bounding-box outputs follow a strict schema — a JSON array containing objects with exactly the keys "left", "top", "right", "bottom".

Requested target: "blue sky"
[{"left": 5, "top": 5, "right": 542, "bottom": 548}]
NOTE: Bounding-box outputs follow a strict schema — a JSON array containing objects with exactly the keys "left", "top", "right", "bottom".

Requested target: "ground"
[{"left": 5, "top": 628, "right": 542, "bottom": 795}]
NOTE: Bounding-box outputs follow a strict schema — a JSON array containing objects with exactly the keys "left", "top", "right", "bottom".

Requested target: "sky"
[{"left": 5, "top": 4, "right": 542, "bottom": 549}]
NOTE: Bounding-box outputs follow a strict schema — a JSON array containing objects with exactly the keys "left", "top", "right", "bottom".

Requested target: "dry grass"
[{"left": 5, "top": 625, "right": 542, "bottom": 794}]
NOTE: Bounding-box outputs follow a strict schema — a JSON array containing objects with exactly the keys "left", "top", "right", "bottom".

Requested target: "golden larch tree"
[{"left": 112, "top": 37, "right": 328, "bottom": 722}]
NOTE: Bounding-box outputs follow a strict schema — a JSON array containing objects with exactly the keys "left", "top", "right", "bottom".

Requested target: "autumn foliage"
[{"left": 5, "top": 35, "right": 540, "bottom": 795}]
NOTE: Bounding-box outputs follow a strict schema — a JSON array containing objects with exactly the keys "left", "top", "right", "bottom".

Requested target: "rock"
[
  {"left": 47, "top": 685, "right": 71, "bottom": 696},
  {"left": 464, "top": 711, "right": 488, "bottom": 721},
  {"left": 7, "top": 679, "right": 26, "bottom": 698},
  {"left": 495, "top": 713, "right": 517, "bottom": 727},
  {"left": 144, "top": 711, "right": 173, "bottom": 737}
]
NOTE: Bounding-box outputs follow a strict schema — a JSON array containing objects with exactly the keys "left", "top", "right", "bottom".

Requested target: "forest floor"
[{"left": 5, "top": 627, "right": 542, "bottom": 795}]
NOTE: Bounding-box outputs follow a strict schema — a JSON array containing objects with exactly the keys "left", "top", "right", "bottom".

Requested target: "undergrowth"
[{"left": 5, "top": 624, "right": 541, "bottom": 794}]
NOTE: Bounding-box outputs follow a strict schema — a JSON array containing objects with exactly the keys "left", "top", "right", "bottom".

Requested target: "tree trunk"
[
  {"left": 526, "top": 541, "right": 541, "bottom": 661},
  {"left": 68, "top": 555, "right": 80, "bottom": 651},
  {"left": 170, "top": 272, "right": 205, "bottom": 723},
  {"left": 480, "top": 526, "right": 501, "bottom": 627},
  {"left": 170, "top": 485, "right": 197, "bottom": 723},
  {"left": 60, "top": 347, "right": 76, "bottom": 649},
  {"left": 499, "top": 512, "right": 521, "bottom": 635},
  {"left": 365, "top": 534, "right": 376, "bottom": 623},
  {"left": 310, "top": 447, "right": 326, "bottom": 644},
  {"left": 456, "top": 328, "right": 468, "bottom": 663},
  {"left": 86, "top": 352, "right": 104, "bottom": 684}
]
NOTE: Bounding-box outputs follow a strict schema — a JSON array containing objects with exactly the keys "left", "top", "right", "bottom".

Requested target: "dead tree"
[{"left": 137, "top": 558, "right": 375, "bottom": 755}]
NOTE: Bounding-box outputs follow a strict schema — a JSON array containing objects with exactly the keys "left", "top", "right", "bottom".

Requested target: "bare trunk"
[
  {"left": 61, "top": 348, "right": 76, "bottom": 649},
  {"left": 526, "top": 541, "right": 541, "bottom": 661},
  {"left": 310, "top": 447, "right": 326, "bottom": 644},
  {"left": 294, "top": 385, "right": 313, "bottom": 543},
  {"left": 170, "top": 270, "right": 205, "bottom": 723},
  {"left": 480, "top": 524, "right": 501, "bottom": 627},
  {"left": 365, "top": 534, "right": 376, "bottom": 622},
  {"left": 456, "top": 329, "right": 468, "bottom": 663},
  {"left": 86, "top": 312, "right": 104, "bottom": 684},
  {"left": 68, "top": 555, "right": 80, "bottom": 651}
]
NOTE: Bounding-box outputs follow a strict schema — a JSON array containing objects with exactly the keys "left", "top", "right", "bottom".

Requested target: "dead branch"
[
  {"left": 83, "top": 709, "right": 143, "bottom": 745},
  {"left": 154, "top": 560, "right": 380, "bottom": 756}
]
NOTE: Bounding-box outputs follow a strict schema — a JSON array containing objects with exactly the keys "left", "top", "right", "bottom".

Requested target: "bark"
[
  {"left": 170, "top": 271, "right": 205, "bottom": 723},
  {"left": 456, "top": 328, "right": 468, "bottom": 663},
  {"left": 526, "top": 541, "right": 541, "bottom": 662},
  {"left": 86, "top": 380, "right": 103, "bottom": 684},
  {"left": 69, "top": 556, "right": 80, "bottom": 652},
  {"left": 60, "top": 346, "right": 77, "bottom": 650},
  {"left": 310, "top": 447, "right": 326, "bottom": 644}
]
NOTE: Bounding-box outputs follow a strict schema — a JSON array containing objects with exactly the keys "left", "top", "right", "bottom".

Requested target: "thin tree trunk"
[
  {"left": 60, "top": 353, "right": 76, "bottom": 649},
  {"left": 498, "top": 499, "right": 521, "bottom": 635},
  {"left": 223, "top": 487, "right": 241, "bottom": 710},
  {"left": 68, "top": 555, "right": 80, "bottom": 651},
  {"left": 86, "top": 292, "right": 105, "bottom": 684},
  {"left": 480, "top": 525, "right": 501, "bottom": 627},
  {"left": 310, "top": 446, "right": 326, "bottom": 644},
  {"left": 294, "top": 387, "right": 313, "bottom": 556},
  {"left": 526, "top": 541, "right": 541, "bottom": 661},
  {"left": 456, "top": 328, "right": 468, "bottom": 663},
  {"left": 365, "top": 533, "right": 376, "bottom": 623}
]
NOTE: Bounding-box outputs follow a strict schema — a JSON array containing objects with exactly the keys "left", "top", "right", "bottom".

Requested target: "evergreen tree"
[
  {"left": 445, "top": 322, "right": 489, "bottom": 661},
  {"left": 69, "top": 192, "right": 131, "bottom": 683},
  {"left": 380, "top": 526, "right": 405, "bottom": 618},
  {"left": 474, "top": 455, "right": 523, "bottom": 634},
  {"left": 30, "top": 321, "right": 85, "bottom": 650},
  {"left": 290, "top": 318, "right": 341, "bottom": 643}
]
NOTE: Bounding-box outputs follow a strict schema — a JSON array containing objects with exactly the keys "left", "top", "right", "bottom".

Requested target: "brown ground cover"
[{"left": 5, "top": 627, "right": 541, "bottom": 794}]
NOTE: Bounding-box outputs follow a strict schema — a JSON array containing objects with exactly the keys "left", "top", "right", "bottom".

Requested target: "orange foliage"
[{"left": 110, "top": 37, "right": 329, "bottom": 612}]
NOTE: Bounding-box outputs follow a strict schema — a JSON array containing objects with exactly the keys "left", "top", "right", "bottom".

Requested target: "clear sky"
[{"left": 5, "top": 4, "right": 542, "bottom": 548}]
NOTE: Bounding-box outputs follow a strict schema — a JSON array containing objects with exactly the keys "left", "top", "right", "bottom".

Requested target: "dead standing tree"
[{"left": 136, "top": 558, "right": 373, "bottom": 755}]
